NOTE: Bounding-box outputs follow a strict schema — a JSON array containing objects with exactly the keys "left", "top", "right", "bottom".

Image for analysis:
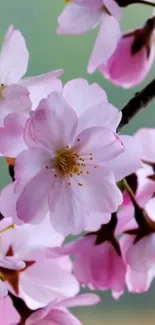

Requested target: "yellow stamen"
[
  {"left": 0, "top": 224, "right": 14, "bottom": 234},
  {"left": 54, "top": 147, "right": 81, "bottom": 176}
]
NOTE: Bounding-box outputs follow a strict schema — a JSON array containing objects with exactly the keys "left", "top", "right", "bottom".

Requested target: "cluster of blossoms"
[{"left": 0, "top": 0, "right": 155, "bottom": 323}]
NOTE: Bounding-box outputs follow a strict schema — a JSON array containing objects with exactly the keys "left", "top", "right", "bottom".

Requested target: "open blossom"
[
  {"left": 58, "top": 0, "right": 121, "bottom": 73},
  {"left": 0, "top": 80, "right": 142, "bottom": 233},
  {"left": 0, "top": 216, "right": 79, "bottom": 309},
  {"left": 0, "top": 296, "right": 20, "bottom": 324},
  {"left": 0, "top": 24, "right": 63, "bottom": 122},
  {"left": 99, "top": 16, "right": 155, "bottom": 88},
  {"left": 13, "top": 90, "right": 125, "bottom": 235},
  {"left": 49, "top": 232, "right": 126, "bottom": 298},
  {"left": 26, "top": 294, "right": 100, "bottom": 325}
]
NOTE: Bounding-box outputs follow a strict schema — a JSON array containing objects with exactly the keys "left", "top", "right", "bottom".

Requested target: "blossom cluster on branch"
[{"left": 0, "top": 0, "right": 155, "bottom": 324}]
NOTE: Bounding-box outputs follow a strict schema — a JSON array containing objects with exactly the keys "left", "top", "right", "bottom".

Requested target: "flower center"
[{"left": 54, "top": 147, "right": 80, "bottom": 176}]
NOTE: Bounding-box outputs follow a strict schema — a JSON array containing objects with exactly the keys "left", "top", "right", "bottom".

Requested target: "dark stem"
[
  {"left": 118, "top": 77, "right": 155, "bottom": 130},
  {"left": 9, "top": 293, "right": 33, "bottom": 325},
  {"left": 134, "top": 0, "right": 155, "bottom": 8}
]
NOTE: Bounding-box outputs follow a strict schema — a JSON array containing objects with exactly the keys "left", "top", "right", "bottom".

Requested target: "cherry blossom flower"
[
  {"left": 58, "top": 0, "right": 121, "bottom": 73},
  {"left": 26, "top": 293, "right": 100, "bottom": 325},
  {"left": 0, "top": 24, "right": 63, "bottom": 120},
  {"left": 99, "top": 16, "right": 155, "bottom": 88},
  {"left": 48, "top": 213, "right": 126, "bottom": 298},
  {"left": 0, "top": 80, "right": 142, "bottom": 233},
  {"left": 0, "top": 296, "right": 20, "bottom": 324},
  {"left": 0, "top": 216, "right": 79, "bottom": 309},
  {"left": 49, "top": 234, "right": 126, "bottom": 298},
  {"left": 13, "top": 90, "right": 125, "bottom": 235}
]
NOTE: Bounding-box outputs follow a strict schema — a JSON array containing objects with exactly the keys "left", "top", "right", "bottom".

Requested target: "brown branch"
[
  {"left": 9, "top": 293, "right": 33, "bottom": 325},
  {"left": 118, "top": 77, "right": 155, "bottom": 130}
]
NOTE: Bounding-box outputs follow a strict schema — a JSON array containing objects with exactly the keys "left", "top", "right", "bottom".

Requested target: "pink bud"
[{"left": 99, "top": 17, "right": 155, "bottom": 88}]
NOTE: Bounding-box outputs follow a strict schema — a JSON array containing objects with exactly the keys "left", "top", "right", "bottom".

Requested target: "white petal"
[
  {"left": 58, "top": 3, "right": 101, "bottom": 34},
  {"left": 0, "top": 25, "right": 29, "bottom": 84},
  {"left": 88, "top": 15, "right": 121, "bottom": 73}
]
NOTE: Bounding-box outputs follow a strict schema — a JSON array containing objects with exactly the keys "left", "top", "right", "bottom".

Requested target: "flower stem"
[
  {"left": 135, "top": 0, "right": 155, "bottom": 8},
  {"left": 118, "top": 77, "right": 155, "bottom": 130}
]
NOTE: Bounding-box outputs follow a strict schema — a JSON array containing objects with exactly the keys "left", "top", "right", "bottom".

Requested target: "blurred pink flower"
[
  {"left": 0, "top": 217, "right": 79, "bottom": 309},
  {"left": 58, "top": 0, "right": 121, "bottom": 73},
  {"left": 99, "top": 17, "right": 155, "bottom": 87},
  {"left": 26, "top": 293, "right": 100, "bottom": 325}
]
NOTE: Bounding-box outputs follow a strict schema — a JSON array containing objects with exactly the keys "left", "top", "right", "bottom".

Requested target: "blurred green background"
[{"left": 0, "top": 0, "right": 155, "bottom": 323}]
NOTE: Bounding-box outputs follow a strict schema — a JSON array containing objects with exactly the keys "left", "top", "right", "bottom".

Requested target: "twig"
[
  {"left": 118, "top": 77, "right": 155, "bottom": 130},
  {"left": 9, "top": 293, "right": 33, "bottom": 325}
]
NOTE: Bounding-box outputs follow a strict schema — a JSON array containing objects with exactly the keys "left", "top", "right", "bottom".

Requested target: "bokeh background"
[{"left": 0, "top": 0, "right": 155, "bottom": 323}]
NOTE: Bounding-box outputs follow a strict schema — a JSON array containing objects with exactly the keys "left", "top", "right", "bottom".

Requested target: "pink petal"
[
  {"left": 126, "top": 266, "right": 155, "bottom": 293},
  {"left": 0, "top": 218, "right": 13, "bottom": 232},
  {"left": 25, "top": 92, "right": 77, "bottom": 151},
  {"left": 74, "top": 0, "right": 103, "bottom": 8},
  {"left": 57, "top": 3, "right": 101, "bottom": 34},
  {"left": 0, "top": 84, "right": 31, "bottom": 127},
  {"left": 90, "top": 242, "right": 126, "bottom": 292},
  {"left": 63, "top": 78, "right": 108, "bottom": 116},
  {"left": 0, "top": 256, "right": 25, "bottom": 270},
  {"left": 26, "top": 308, "right": 82, "bottom": 325},
  {"left": 88, "top": 15, "right": 121, "bottom": 73},
  {"left": 134, "top": 128, "right": 155, "bottom": 162},
  {"left": 0, "top": 282, "right": 8, "bottom": 299},
  {"left": 15, "top": 147, "right": 51, "bottom": 188},
  {"left": 0, "top": 112, "right": 27, "bottom": 157},
  {"left": 0, "top": 25, "right": 29, "bottom": 84},
  {"left": 20, "top": 258, "right": 79, "bottom": 309},
  {"left": 145, "top": 197, "right": 155, "bottom": 222},
  {"left": 48, "top": 177, "right": 86, "bottom": 235},
  {"left": 78, "top": 167, "right": 123, "bottom": 213},
  {"left": 103, "top": 0, "right": 121, "bottom": 20},
  {"left": 0, "top": 296, "right": 20, "bottom": 322},
  {"left": 104, "top": 135, "right": 142, "bottom": 182},
  {"left": 126, "top": 233, "right": 155, "bottom": 272},
  {"left": 74, "top": 126, "right": 124, "bottom": 162},
  {"left": 16, "top": 169, "right": 51, "bottom": 223},
  {"left": 78, "top": 102, "right": 121, "bottom": 133},
  {"left": 0, "top": 183, "right": 22, "bottom": 225},
  {"left": 100, "top": 35, "right": 155, "bottom": 88},
  {"left": 55, "top": 293, "right": 100, "bottom": 308},
  {"left": 21, "top": 70, "right": 63, "bottom": 110}
]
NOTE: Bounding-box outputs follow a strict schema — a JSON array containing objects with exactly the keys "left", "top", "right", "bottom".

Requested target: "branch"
[
  {"left": 118, "top": 77, "right": 155, "bottom": 130},
  {"left": 9, "top": 293, "right": 33, "bottom": 325}
]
